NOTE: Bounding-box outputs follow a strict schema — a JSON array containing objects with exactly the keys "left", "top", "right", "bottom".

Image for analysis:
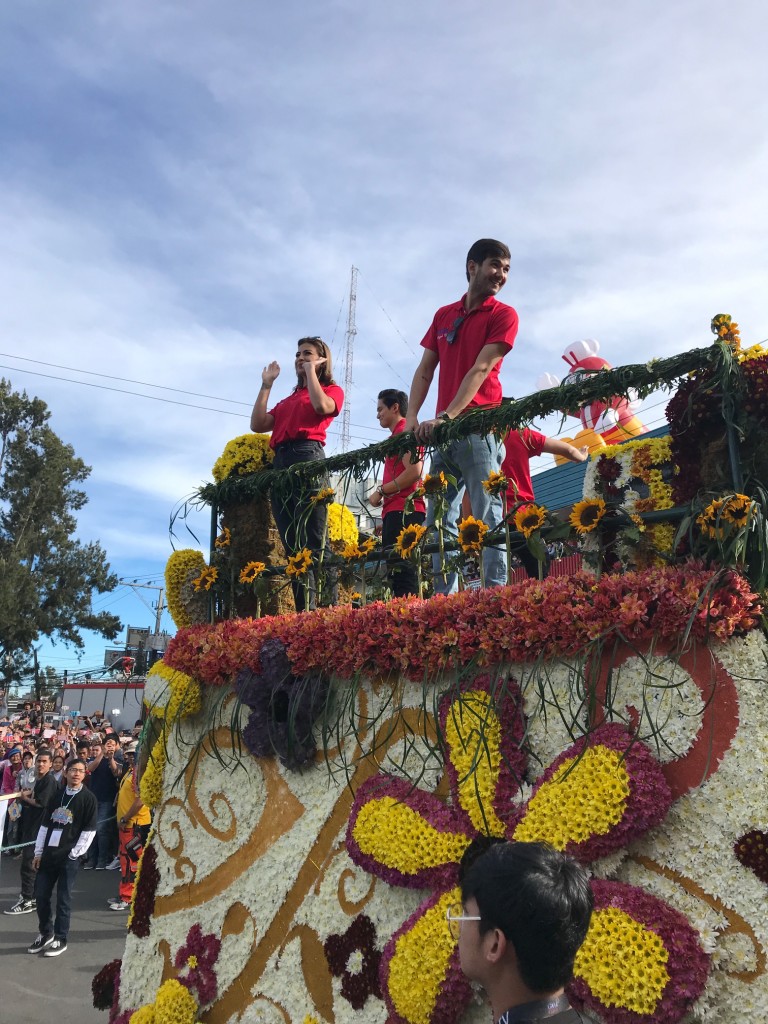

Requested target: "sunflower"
[
  {"left": 358, "top": 537, "right": 378, "bottom": 555},
  {"left": 514, "top": 504, "right": 547, "bottom": 539},
  {"left": 395, "top": 522, "right": 427, "bottom": 558},
  {"left": 569, "top": 498, "right": 607, "bottom": 534},
  {"left": 417, "top": 472, "right": 448, "bottom": 497},
  {"left": 192, "top": 567, "right": 218, "bottom": 592},
  {"left": 285, "top": 549, "right": 313, "bottom": 577},
  {"left": 341, "top": 542, "right": 363, "bottom": 560},
  {"left": 310, "top": 486, "right": 335, "bottom": 506},
  {"left": 214, "top": 526, "right": 231, "bottom": 549},
  {"left": 239, "top": 560, "right": 267, "bottom": 584},
  {"left": 457, "top": 515, "right": 489, "bottom": 554},
  {"left": 721, "top": 493, "right": 753, "bottom": 529},
  {"left": 482, "top": 470, "right": 508, "bottom": 496}
]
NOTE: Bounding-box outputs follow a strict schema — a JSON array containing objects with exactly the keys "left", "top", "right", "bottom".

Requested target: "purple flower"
[
  {"left": 92, "top": 958, "right": 121, "bottom": 1012},
  {"left": 236, "top": 639, "right": 329, "bottom": 770},
  {"left": 129, "top": 843, "right": 159, "bottom": 939},
  {"left": 175, "top": 922, "right": 222, "bottom": 1006},
  {"left": 324, "top": 915, "right": 382, "bottom": 1010}
]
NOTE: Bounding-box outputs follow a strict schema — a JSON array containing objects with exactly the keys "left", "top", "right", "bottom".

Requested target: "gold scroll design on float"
[
  {"left": 633, "top": 855, "right": 766, "bottom": 983},
  {"left": 152, "top": 686, "right": 374, "bottom": 913},
  {"left": 153, "top": 724, "right": 306, "bottom": 909},
  {"left": 204, "top": 703, "right": 436, "bottom": 1024}
]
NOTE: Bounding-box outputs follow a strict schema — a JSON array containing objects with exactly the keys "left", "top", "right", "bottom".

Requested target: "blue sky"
[{"left": 2, "top": 1, "right": 767, "bottom": 678}]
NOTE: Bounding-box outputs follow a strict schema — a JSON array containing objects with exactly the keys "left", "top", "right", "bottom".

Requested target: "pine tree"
[{"left": 0, "top": 379, "right": 121, "bottom": 677}]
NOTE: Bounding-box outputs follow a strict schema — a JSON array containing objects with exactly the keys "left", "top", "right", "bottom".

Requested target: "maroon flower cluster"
[
  {"left": 92, "top": 958, "right": 121, "bottom": 1012},
  {"left": 175, "top": 922, "right": 222, "bottom": 1005},
  {"left": 323, "top": 914, "right": 382, "bottom": 1010},
  {"left": 129, "top": 843, "right": 159, "bottom": 939},
  {"left": 734, "top": 829, "right": 768, "bottom": 886}
]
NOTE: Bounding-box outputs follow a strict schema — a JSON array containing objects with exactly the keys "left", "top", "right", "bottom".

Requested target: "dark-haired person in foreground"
[
  {"left": 27, "top": 759, "right": 98, "bottom": 957},
  {"left": 450, "top": 840, "right": 593, "bottom": 1023},
  {"left": 405, "top": 239, "right": 519, "bottom": 594}
]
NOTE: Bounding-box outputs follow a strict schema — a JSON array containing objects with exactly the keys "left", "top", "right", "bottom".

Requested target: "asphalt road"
[{"left": 0, "top": 857, "right": 128, "bottom": 1023}]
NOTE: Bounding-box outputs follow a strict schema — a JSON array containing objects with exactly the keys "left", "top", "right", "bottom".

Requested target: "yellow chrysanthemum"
[
  {"left": 239, "top": 560, "right": 267, "bottom": 584},
  {"left": 457, "top": 515, "right": 489, "bottom": 554},
  {"left": 514, "top": 504, "right": 547, "bottom": 539},
  {"left": 214, "top": 526, "right": 231, "bottom": 548},
  {"left": 482, "top": 470, "right": 508, "bottom": 496},
  {"left": 154, "top": 978, "right": 198, "bottom": 1024},
  {"left": 129, "top": 1006, "right": 156, "bottom": 1024},
  {"left": 570, "top": 498, "right": 607, "bottom": 534},
  {"left": 395, "top": 522, "right": 427, "bottom": 558},
  {"left": 164, "top": 549, "right": 208, "bottom": 629},
  {"left": 513, "top": 746, "right": 630, "bottom": 849},
  {"left": 191, "top": 566, "right": 218, "bottom": 592},
  {"left": 212, "top": 433, "right": 273, "bottom": 483},
  {"left": 352, "top": 800, "right": 468, "bottom": 874},
  {"left": 388, "top": 888, "right": 461, "bottom": 1024},
  {"left": 443, "top": 690, "right": 505, "bottom": 836},
  {"left": 574, "top": 907, "right": 670, "bottom": 1015},
  {"left": 146, "top": 662, "right": 202, "bottom": 721},
  {"left": 327, "top": 502, "right": 359, "bottom": 547},
  {"left": 310, "top": 486, "right": 335, "bottom": 505},
  {"left": 139, "top": 737, "right": 167, "bottom": 809}
]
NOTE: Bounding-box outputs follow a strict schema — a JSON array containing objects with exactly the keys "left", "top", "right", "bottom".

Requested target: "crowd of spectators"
[{"left": 0, "top": 691, "right": 151, "bottom": 954}]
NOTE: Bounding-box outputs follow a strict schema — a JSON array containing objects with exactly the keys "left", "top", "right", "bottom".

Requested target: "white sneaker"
[{"left": 106, "top": 857, "right": 121, "bottom": 871}]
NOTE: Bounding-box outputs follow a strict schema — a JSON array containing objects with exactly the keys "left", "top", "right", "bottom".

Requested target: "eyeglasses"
[
  {"left": 446, "top": 316, "right": 466, "bottom": 345},
  {"left": 445, "top": 902, "right": 482, "bottom": 940}
]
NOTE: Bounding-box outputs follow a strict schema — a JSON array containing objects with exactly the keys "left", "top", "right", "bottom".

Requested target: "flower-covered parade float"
[{"left": 100, "top": 321, "right": 768, "bottom": 1024}]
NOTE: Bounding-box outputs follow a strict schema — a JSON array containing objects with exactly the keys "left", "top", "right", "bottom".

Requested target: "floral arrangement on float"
[
  {"left": 103, "top": 316, "right": 768, "bottom": 1024},
  {"left": 97, "top": 562, "right": 767, "bottom": 1024},
  {"left": 580, "top": 434, "right": 676, "bottom": 571}
]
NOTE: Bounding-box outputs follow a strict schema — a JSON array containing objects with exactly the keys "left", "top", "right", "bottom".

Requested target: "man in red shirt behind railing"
[
  {"left": 368, "top": 389, "right": 425, "bottom": 598},
  {"left": 405, "top": 239, "right": 519, "bottom": 593}
]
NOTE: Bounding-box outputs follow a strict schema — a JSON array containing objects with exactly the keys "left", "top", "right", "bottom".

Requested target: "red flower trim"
[
  {"left": 567, "top": 879, "right": 710, "bottom": 1024},
  {"left": 163, "top": 567, "right": 762, "bottom": 688},
  {"left": 512, "top": 723, "right": 672, "bottom": 863}
]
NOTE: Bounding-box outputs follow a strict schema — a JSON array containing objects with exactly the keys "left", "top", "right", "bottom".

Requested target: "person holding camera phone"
[{"left": 108, "top": 742, "right": 151, "bottom": 911}]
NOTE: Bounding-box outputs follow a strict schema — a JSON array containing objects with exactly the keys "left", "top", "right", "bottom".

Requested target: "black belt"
[{"left": 274, "top": 439, "right": 324, "bottom": 453}]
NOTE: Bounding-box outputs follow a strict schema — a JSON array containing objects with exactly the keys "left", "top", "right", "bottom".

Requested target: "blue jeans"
[
  {"left": 35, "top": 855, "right": 79, "bottom": 941},
  {"left": 427, "top": 433, "right": 506, "bottom": 594}
]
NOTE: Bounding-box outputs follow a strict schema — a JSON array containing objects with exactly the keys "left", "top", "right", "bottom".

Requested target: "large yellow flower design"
[{"left": 345, "top": 677, "right": 707, "bottom": 1024}]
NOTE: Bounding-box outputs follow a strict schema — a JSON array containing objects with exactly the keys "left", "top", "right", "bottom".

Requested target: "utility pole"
[
  {"left": 341, "top": 265, "right": 358, "bottom": 452},
  {"left": 121, "top": 581, "right": 167, "bottom": 634}
]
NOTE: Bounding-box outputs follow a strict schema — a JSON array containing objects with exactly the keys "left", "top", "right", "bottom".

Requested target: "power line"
[
  {"left": 0, "top": 351, "right": 251, "bottom": 406},
  {"left": 0, "top": 363, "right": 248, "bottom": 417}
]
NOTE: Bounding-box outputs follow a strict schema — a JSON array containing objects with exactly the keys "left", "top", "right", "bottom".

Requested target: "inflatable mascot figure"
[{"left": 537, "top": 338, "right": 647, "bottom": 462}]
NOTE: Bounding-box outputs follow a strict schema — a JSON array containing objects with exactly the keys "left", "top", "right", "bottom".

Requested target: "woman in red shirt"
[{"left": 251, "top": 337, "right": 344, "bottom": 612}]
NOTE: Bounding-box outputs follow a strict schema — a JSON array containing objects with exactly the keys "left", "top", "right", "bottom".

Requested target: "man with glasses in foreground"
[
  {"left": 27, "top": 759, "right": 98, "bottom": 957},
  {"left": 405, "top": 239, "right": 519, "bottom": 594},
  {"left": 447, "top": 840, "right": 593, "bottom": 1024}
]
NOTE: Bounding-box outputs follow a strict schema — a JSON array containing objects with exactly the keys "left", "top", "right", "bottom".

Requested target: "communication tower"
[{"left": 340, "top": 266, "right": 358, "bottom": 452}]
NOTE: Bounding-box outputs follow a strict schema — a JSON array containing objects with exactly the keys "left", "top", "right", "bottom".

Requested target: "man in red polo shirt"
[{"left": 405, "top": 239, "right": 518, "bottom": 593}]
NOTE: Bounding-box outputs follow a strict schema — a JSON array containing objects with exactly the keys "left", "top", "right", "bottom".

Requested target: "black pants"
[
  {"left": 382, "top": 509, "right": 427, "bottom": 597},
  {"left": 35, "top": 855, "right": 79, "bottom": 941},
  {"left": 515, "top": 544, "right": 551, "bottom": 580},
  {"left": 20, "top": 842, "right": 37, "bottom": 900},
  {"left": 271, "top": 440, "right": 337, "bottom": 612}
]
